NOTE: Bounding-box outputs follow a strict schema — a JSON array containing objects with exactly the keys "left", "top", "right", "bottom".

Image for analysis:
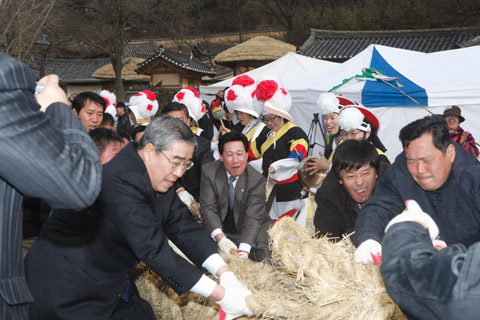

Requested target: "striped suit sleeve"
[{"left": 0, "top": 54, "right": 102, "bottom": 210}]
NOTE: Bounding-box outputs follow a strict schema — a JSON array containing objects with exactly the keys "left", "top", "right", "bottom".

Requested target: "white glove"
[
  {"left": 217, "top": 286, "right": 253, "bottom": 320},
  {"left": 218, "top": 237, "right": 238, "bottom": 255},
  {"left": 354, "top": 239, "right": 382, "bottom": 264},
  {"left": 432, "top": 239, "right": 447, "bottom": 250},
  {"left": 220, "top": 271, "right": 247, "bottom": 289},
  {"left": 385, "top": 200, "right": 439, "bottom": 240},
  {"left": 177, "top": 189, "right": 194, "bottom": 208},
  {"left": 238, "top": 251, "right": 249, "bottom": 259}
]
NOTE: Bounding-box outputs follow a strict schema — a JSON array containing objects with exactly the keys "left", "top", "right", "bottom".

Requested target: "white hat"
[
  {"left": 172, "top": 87, "right": 204, "bottom": 123},
  {"left": 317, "top": 92, "right": 358, "bottom": 115},
  {"left": 99, "top": 90, "right": 117, "bottom": 118},
  {"left": 339, "top": 106, "right": 380, "bottom": 132},
  {"left": 129, "top": 90, "right": 158, "bottom": 118},
  {"left": 224, "top": 84, "right": 258, "bottom": 118},
  {"left": 254, "top": 77, "right": 292, "bottom": 121}
]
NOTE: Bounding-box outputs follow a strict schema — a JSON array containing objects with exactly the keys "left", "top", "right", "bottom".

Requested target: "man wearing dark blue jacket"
[
  {"left": 381, "top": 199, "right": 480, "bottom": 320},
  {"left": 353, "top": 115, "right": 480, "bottom": 264},
  {"left": 0, "top": 54, "right": 102, "bottom": 319}
]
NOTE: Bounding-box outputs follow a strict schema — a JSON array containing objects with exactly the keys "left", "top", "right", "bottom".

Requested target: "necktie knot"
[{"left": 229, "top": 176, "right": 236, "bottom": 185}]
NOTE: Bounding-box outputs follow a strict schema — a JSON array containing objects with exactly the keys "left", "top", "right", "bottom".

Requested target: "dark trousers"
[
  {"left": 111, "top": 282, "right": 155, "bottom": 320},
  {"left": 380, "top": 221, "right": 480, "bottom": 320}
]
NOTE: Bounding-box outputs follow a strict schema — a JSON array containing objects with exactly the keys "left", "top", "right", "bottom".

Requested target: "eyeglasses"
[
  {"left": 160, "top": 151, "right": 194, "bottom": 170},
  {"left": 262, "top": 115, "right": 278, "bottom": 124}
]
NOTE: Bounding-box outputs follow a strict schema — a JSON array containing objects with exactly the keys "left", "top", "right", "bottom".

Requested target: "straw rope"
[{"left": 134, "top": 217, "right": 405, "bottom": 320}]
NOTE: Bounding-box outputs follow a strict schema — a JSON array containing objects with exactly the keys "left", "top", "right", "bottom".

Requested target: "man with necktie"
[{"left": 200, "top": 132, "right": 272, "bottom": 261}]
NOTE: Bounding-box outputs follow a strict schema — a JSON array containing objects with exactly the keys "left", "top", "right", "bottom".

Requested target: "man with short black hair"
[
  {"left": 200, "top": 132, "right": 271, "bottom": 261},
  {"left": 89, "top": 128, "right": 123, "bottom": 164},
  {"left": 71, "top": 91, "right": 106, "bottom": 132},
  {"left": 353, "top": 115, "right": 480, "bottom": 264},
  {"left": 314, "top": 140, "right": 389, "bottom": 240},
  {"left": 100, "top": 112, "right": 115, "bottom": 130},
  {"left": 116, "top": 102, "right": 134, "bottom": 137}
]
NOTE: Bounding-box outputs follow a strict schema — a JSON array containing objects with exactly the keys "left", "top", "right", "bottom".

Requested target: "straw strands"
[
  {"left": 134, "top": 217, "right": 405, "bottom": 319},
  {"left": 213, "top": 36, "right": 295, "bottom": 66},
  {"left": 92, "top": 57, "right": 149, "bottom": 79}
]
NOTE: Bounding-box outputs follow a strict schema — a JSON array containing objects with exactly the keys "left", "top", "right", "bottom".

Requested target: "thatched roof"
[
  {"left": 213, "top": 36, "right": 295, "bottom": 67},
  {"left": 93, "top": 57, "right": 149, "bottom": 80}
]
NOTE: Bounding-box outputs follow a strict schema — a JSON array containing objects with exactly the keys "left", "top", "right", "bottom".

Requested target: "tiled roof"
[
  {"left": 192, "top": 41, "right": 235, "bottom": 61},
  {"left": 123, "top": 42, "right": 158, "bottom": 59},
  {"left": 299, "top": 27, "right": 480, "bottom": 61},
  {"left": 136, "top": 47, "right": 217, "bottom": 76},
  {"left": 30, "top": 58, "right": 111, "bottom": 82},
  {"left": 130, "top": 29, "right": 286, "bottom": 42}
]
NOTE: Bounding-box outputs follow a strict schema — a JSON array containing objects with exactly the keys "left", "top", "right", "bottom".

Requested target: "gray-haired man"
[{"left": 26, "top": 116, "right": 253, "bottom": 320}]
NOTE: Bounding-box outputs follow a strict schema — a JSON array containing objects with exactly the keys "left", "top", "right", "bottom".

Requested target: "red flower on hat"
[
  {"left": 147, "top": 104, "right": 153, "bottom": 111},
  {"left": 226, "top": 90, "right": 237, "bottom": 101},
  {"left": 134, "top": 92, "right": 143, "bottom": 97},
  {"left": 103, "top": 97, "right": 110, "bottom": 106},
  {"left": 176, "top": 92, "right": 185, "bottom": 101},
  {"left": 280, "top": 87, "right": 288, "bottom": 96},
  {"left": 251, "top": 89, "right": 256, "bottom": 98},
  {"left": 185, "top": 87, "right": 200, "bottom": 98},
  {"left": 232, "top": 75, "right": 255, "bottom": 87},
  {"left": 256, "top": 80, "right": 278, "bottom": 102},
  {"left": 143, "top": 90, "right": 156, "bottom": 101}
]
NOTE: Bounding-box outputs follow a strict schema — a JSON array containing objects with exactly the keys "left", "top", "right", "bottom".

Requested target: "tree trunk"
[{"left": 111, "top": 54, "right": 125, "bottom": 102}]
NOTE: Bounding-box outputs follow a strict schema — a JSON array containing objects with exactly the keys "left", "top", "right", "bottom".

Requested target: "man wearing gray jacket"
[{"left": 200, "top": 132, "right": 272, "bottom": 261}]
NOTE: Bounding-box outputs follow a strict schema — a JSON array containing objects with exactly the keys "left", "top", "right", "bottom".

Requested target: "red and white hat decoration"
[
  {"left": 129, "top": 90, "right": 158, "bottom": 118},
  {"left": 317, "top": 92, "right": 358, "bottom": 115},
  {"left": 172, "top": 87, "right": 204, "bottom": 123},
  {"left": 254, "top": 76, "right": 292, "bottom": 121},
  {"left": 99, "top": 90, "right": 117, "bottom": 118},
  {"left": 339, "top": 106, "right": 380, "bottom": 132},
  {"left": 224, "top": 75, "right": 258, "bottom": 118}
]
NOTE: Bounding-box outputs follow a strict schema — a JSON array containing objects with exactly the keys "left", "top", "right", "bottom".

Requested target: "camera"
[{"left": 35, "top": 82, "right": 45, "bottom": 95}]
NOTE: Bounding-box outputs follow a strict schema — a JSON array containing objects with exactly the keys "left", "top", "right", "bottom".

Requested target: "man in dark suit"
[
  {"left": 200, "top": 132, "right": 272, "bottom": 261},
  {"left": 0, "top": 54, "right": 102, "bottom": 319},
  {"left": 25, "top": 116, "right": 253, "bottom": 320}
]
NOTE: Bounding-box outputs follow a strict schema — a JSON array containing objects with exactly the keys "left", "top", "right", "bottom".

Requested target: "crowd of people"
[{"left": 2, "top": 52, "right": 480, "bottom": 320}]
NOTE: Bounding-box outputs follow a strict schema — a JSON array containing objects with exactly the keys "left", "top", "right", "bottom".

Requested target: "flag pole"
[
  {"left": 377, "top": 78, "right": 433, "bottom": 115},
  {"left": 378, "top": 79, "right": 480, "bottom": 147}
]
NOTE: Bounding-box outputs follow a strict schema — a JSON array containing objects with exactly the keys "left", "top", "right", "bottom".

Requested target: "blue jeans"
[{"left": 380, "top": 221, "right": 480, "bottom": 320}]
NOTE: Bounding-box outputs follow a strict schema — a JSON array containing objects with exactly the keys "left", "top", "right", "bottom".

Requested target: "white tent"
[
  {"left": 199, "top": 52, "right": 338, "bottom": 99},
  {"left": 287, "top": 44, "right": 480, "bottom": 160}
]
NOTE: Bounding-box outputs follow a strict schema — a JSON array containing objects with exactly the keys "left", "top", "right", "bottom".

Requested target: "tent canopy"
[
  {"left": 288, "top": 44, "right": 480, "bottom": 160},
  {"left": 200, "top": 52, "right": 338, "bottom": 97}
]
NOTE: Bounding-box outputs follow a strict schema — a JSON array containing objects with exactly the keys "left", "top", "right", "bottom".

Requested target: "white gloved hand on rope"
[
  {"left": 217, "top": 286, "right": 253, "bottom": 320},
  {"left": 385, "top": 199, "right": 439, "bottom": 240},
  {"left": 220, "top": 271, "right": 247, "bottom": 290},
  {"left": 218, "top": 236, "right": 238, "bottom": 255},
  {"left": 385, "top": 199, "right": 445, "bottom": 249},
  {"left": 177, "top": 188, "right": 194, "bottom": 208},
  {"left": 238, "top": 251, "right": 249, "bottom": 259},
  {"left": 354, "top": 239, "right": 382, "bottom": 264}
]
